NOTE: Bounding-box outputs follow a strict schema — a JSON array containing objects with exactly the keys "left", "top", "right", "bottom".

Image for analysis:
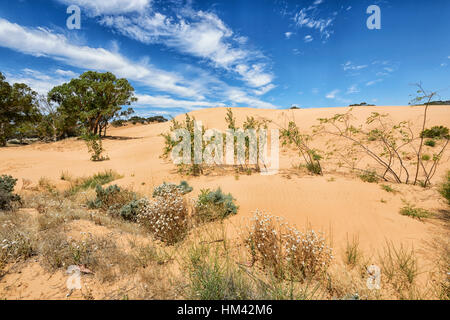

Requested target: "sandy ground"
[{"left": 0, "top": 105, "right": 449, "bottom": 299}]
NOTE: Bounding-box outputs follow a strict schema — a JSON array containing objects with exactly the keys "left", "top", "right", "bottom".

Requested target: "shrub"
[
  {"left": 420, "top": 126, "right": 450, "bottom": 139},
  {"left": 381, "top": 184, "right": 397, "bottom": 193},
  {"left": 439, "top": 171, "right": 450, "bottom": 205},
  {"left": 152, "top": 181, "right": 193, "bottom": 198},
  {"left": 359, "top": 170, "right": 379, "bottom": 183},
  {"left": 245, "top": 211, "right": 333, "bottom": 281},
  {"left": 82, "top": 133, "right": 109, "bottom": 162},
  {"left": 0, "top": 175, "right": 21, "bottom": 210},
  {"left": 88, "top": 185, "right": 138, "bottom": 221},
  {"left": 194, "top": 188, "right": 238, "bottom": 223},
  {"left": 424, "top": 139, "right": 436, "bottom": 147},
  {"left": 0, "top": 224, "right": 34, "bottom": 267},
  {"left": 138, "top": 184, "right": 189, "bottom": 245},
  {"left": 399, "top": 203, "right": 432, "bottom": 220}
]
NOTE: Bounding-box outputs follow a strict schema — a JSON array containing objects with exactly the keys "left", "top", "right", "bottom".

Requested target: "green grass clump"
[
  {"left": 194, "top": 188, "right": 238, "bottom": 223},
  {"left": 66, "top": 170, "right": 122, "bottom": 195},
  {"left": 359, "top": 170, "right": 379, "bottom": 183},
  {"left": 424, "top": 139, "right": 436, "bottom": 147},
  {"left": 439, "top": 171, "right": 450, "bottom": 205},
  {"left": 381, "top": 184, "right": 397, "bottom": 193},
  {"left": 399, "top": 203, "right": 432, "bottom": 220}
]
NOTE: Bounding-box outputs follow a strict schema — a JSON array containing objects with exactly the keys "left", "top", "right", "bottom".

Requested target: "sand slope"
[{"left": 1, "top": 106, "right": 449, "bottom": 256}]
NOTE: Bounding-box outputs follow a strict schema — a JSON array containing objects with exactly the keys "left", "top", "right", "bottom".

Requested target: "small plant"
[
  {"left": 88, "top": 185, "right": 139, "bottom": 221},
  {"left": 381, "top": 184, "right": 397, "bottom": 193},
  {"left": 421, "top": 154, "right": 431, "bottom": 161},
  {"left": 359, "top": 170, "right": 379, "bottom": 183},
  {"left": 439, "top": 171, "right": 450, "bottom": 205},
  {"left": 152, "top": 181, "right": 193, "bottom": 198},
  {"left": 245, "top": 211, "right": 333, "bottom": 281},
  {"left": 281, "top": 121, "right": 323, "bottom": 175},
  {"left": 420, "top": 126, "right": 450, "bottom": 139},
  {"left": 344, "top": 235, "right": 360, "bottom": 267},
  {"left": 82, "top": 133, "right": 109, "bottom": 162},
  {"left": 424, "top": 139, "right": 436, "bottom": 147},
  {"left": 66, "top": 170, "right": 122, "bottom": 195},
  {"left": 194, "top": 188, "right": 238, "bottom": 223},
  {"left": 138, "top": 183, "right": 189, "bottom": 245},
  {"left": 399, "top": 203, "right": 432, "bottom": 220},
  {"left": 379, "top": 242, "right": 419, "bottom": 295},
  {"left": 0, "top": 175, "right": 21, "bottom": 210}
]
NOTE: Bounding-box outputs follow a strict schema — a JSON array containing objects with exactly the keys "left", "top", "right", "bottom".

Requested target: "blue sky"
[{"left": 0, "top": 0, "right": 448, "bottom": 117}]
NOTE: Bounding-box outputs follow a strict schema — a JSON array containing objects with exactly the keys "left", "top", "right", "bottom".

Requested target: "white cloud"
[
  {"left": 252, "top": 84, "right": 276, "bottom": 96},
  {"left": 326, "top": 89, "right": 339, "bottom": 99},
  {"left": 226, "top": 88, "right": 279, "bottom": 109},
  {"left": 346, "top": 84, "right": 359, "bottom": 94},
  {"left": 285, "top": 32, "right": 293, "bottom": 39},
  {"left": 342, "top": 61, "right": 368, "bottom": 71},
  {"left": 56, "top": 0, "right": 151, "bottom": 15},
  {"left": 134, "top": 94, "right": 225, "bottom": 110},
  {"left": 346, "top": 6, "right": 352, "bottom": 11},
  {"left": 312, "top": 88, "right": 319, "bottom": 94},
  {"left": 0, "top": 18, "right": 202, "bottom": 98},
  {"left": 313, "top": 0, "right": 324, "bottom": 5},
  {"left": 293, "top": 7, "right": 334, "bottom": 40},
  {"left": 99, "top": 9, "right": 274, "bottom": 89},
  {"left": 5, "top": 69, "right": 72, "bottom": 94},
  {"left": 55, "top": 69, "right": 77, "bottom": 77},
  {"left": 304, "top": 35, "right": 313, "bottom": 43},
  {"left": 366, "top": 79, "right": 383, "bottom": 86}
]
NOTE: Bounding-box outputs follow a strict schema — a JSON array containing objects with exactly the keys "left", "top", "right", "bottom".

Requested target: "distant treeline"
[
  {"left": 414, "top": 100, "right": 450, "bottom": 106},
  {"left": 0, "top": 70, "right": 170, "bottom": 146},
  {"left": 112, "top": 115, "right": 168, "bottom": 127},
  {"left": 349, "top": 102, "right": 376, "bottom": 106}
]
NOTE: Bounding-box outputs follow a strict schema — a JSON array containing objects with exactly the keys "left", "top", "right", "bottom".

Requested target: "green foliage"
[
  {"left": 82, "top": 133, "right": 109, "bottom": 161},
  {"left": 0, "top": 72, "right": 40, "bottom": 146},
  {"left": 88, "top": 185, "right": 138, "bottom": 221},
  {"left": 359, "top": 170, "right": 379, "bottom": 183},
  {"left": 420, "top": 126, "right": 450, "bottom": 139},
  {"left": 161, "top": 114, "right": 204, "bottom": 176},
  {"left": 194, "top": 188, "right": 238, "bottom": 223},
  {"left": 381, "top": 184, "right": 397, "bottom": 193},
  {"left": 399, "top": 203, "right": 432, "bottom": 220},
  {"left": 66, "top": 170, "right": 122, "bottom": 196},
  {"left": 48, "top": 71, "right": 137, "bottom": 137},
  {"left": 424, "top": 139, "right": 436, "bottom": 147},
  {"left": 421, "top": 154, "right": 431, "bottom": 161},
  {"left": 439, "top": 171, "right": 450, "bottom": 205},
  {"left": 152, "top": 181, "right": 193, "bottom": 198},
  {"left": 0, "top": 175, "right": 21, "bottom": 210},
  {"left": 281, "top": 121, "right": 323, "bottom": 175}
]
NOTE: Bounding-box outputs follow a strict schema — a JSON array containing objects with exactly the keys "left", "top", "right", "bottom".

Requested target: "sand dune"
[{"left": 1, "top": 105, "right": 449, "bottom": 258}]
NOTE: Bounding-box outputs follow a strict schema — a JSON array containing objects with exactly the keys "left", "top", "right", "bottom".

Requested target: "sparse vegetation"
[
  {"left": 88, "top": 184, "right": 139, "bottom": 221},
  {"left": 194, "top": 188, "right": 238, "bottom": 223},
  {"left": 318, "top": 85, "right": 449, "bottom": 187},
  {"left": 281, "top": 121, "right": 323, "bottom": 175},
  {"left": 439, "top": 171, "right": 450, "bottom": 205},
  {"left": 0, "top": 175, "right": 21, "bottom": 210},
  {"left": 381, "top": 184, "right": 397, "bottom": 193},
  {"left": 359, "top": 170, "right": 379, "bottom": 183},
  {"left": 245, "top": 211, "right": 333, "bottom": 281},
  {"left": 399, "top": 202, "right": 432, "bottom": 220},
  {"left": 344, "top": 236, "right": 361, "bottom": 267},
  {"left": 138, "top": 183, "right": 190, "bottom": 245}
]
